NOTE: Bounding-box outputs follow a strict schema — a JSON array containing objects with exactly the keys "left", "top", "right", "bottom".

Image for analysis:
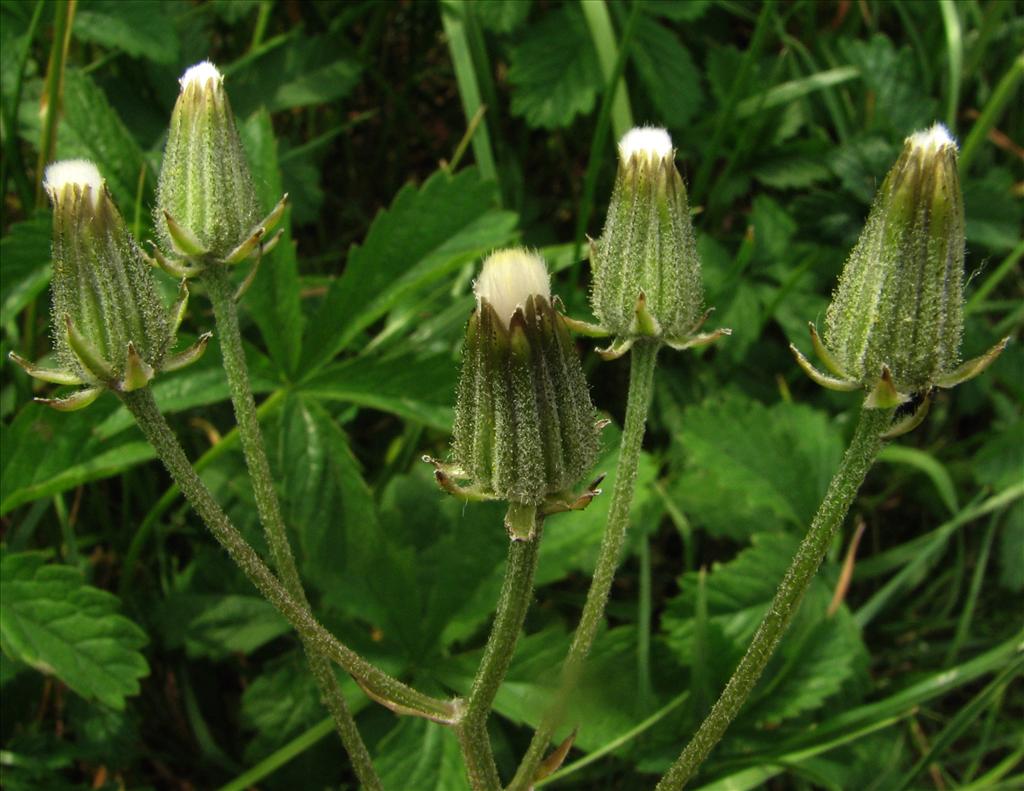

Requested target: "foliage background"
[{"left": 1, "top": 0, "right": 1021, "bottom": 789}]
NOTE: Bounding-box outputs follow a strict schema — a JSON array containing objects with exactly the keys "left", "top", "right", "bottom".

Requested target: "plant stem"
[
  {"left": 508, "top": 339, "right": 659, "bottom": 791},
  {"left": 203, "top": 265, "right": 381, "bottom": 789},
  {"left": 655, "top": 404, "right": 895, "bottom": 791},
  {"left": 457, "top": 511, "right": 543, "bottom": 790},
  {"left": 119, "top": 387, "right": 456, "bottom": 725}
]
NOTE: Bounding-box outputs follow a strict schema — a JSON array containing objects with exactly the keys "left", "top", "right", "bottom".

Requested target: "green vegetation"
[{"left": 1, "top": 1, "right": 1021, "bottom": 789}]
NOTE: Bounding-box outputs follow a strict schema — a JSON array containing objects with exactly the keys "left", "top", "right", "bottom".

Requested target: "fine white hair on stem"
[
  {"left": 474, "top": 248, "right": 551, "bottom": 327},
  {"left": 43, "top": 159, "right": 104, "bottom": 205},
  {"left": 618, "top": 126, "right": 673, "bottom": 163},
  {"left": 179, "top": 60, "right": 223, "bottom": 91},
  {"left": 907, "top": 123, "right": 957, "bottom": 154}
]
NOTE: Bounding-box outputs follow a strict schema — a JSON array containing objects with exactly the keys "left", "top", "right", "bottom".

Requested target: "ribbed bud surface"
[
  {"left": 591, "top": 126, "right": 704, "bottom": 339},
  {"left": 45, "top": 160, "right": 170, "bottom": 381},
  {"left": 155, "top": 61, "right": 258, "bottom": 260},
  {"left": 825, "top": 124, "right": 965, "bottom": 393},
  {"left": 452, "top": 251, "right": 599, "bottom": 504}
]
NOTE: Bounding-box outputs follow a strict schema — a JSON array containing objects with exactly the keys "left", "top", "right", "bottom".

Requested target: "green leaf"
[
  {"left": 375, "top": 718, "right": 470, "bottom": 791},
  {"left": 73, "top": 0, "right": 179, "bottom": 65},
  {"left": 963, "top": 169, "right": 1024, "bottom": 252},
  {"left": 473, "top": 0, "right": 531, "bottom": 33},
  {"left": 670, "top": 394, "right": 844, "bottom": 540},
  {"left": 160, "top": 593, "right": 289, "bottom": 659},
  {"left": 0, "top": 214, "right": 51, "bottom": 326},
  {"left": 239, "top": 109, "right": 303, "bottom": 377},
  {"left": 631, "top": 14, "right": 703, "bottom": 129},
  {"left": 973, "top": 418, "right": 1024, "bottom": 491},
  {"left": 299, "top": 349, "right": 456, "bottom": 431},
  {"left": 300, "top": 167, "right": 512, "bottom": 371},
  {"left": 55, "top": 68, "right": 150, "bottom": 212},
  {"left": 997, "top": 501, "right": 1024, "bottom": 593},
  {"left": 0, "top": 552, "right": 149, "bottom": 710},
  {"left": 240, "top": 651, "right": 323, "bottom": 762},
  {"left": 507, "top": 4, "right": 602, "bottom": 129},
  {"left": 877, "top": 445, "right": 959, "bottom": 516},
  {"left": 646, "top": 0, "right": 711, "bottom": 21}
]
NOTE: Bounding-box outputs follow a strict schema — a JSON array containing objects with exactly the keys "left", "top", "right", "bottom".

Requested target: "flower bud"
[
  {"left": 791, "top": 124, "right": 1008, "bottom": 425},
  {"left": 590, "top": 127, "right": 722, "bottom": 354},
  {"left": 9, "top": 160, "right": 209, "bottom": 409},
  {"left": 448, "top": 249, "right": 601, "bottom": 506},
  {"left": 155, "top": 61, "right": 268, "bottom": 265}
]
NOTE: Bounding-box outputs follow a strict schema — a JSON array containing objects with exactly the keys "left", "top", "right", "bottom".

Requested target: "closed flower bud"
[
  {"left": 447, "top": 249, "right": 601, "bottom": 509},
  {"left": 8, "top": 160, "right": 210, "bottom": 409},
  {"left": 154, "top": 61, "right": 286, "bottom": 274},
  {"left": 589, "top": 126, "right": 726, "bottom": 357},
  {"left": 791, "top": 124, "right": 1008, "bottom": 428}
]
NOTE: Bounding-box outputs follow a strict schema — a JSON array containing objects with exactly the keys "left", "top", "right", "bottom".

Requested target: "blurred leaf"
[
  {"left": 56, "top": 69, "right": 149, "bottom": 211},
  {"left": 473, "top": 0, "right": 531, "bottom": 33},
  {"left": 507, "top": 4, "right": 602, "bottom": 129},
  {"left": 301, "top": 167, "right": 510, "bottom": 371},
  {"left": 239, "top": 109, "right": 303, "bottom": 377},
  {"left": 839, "top": 34, "right": 936, "bottom": 135},
  {"left": 997, "top": 501, "right": 1024, "bottom": 593},
  {"left": 972, "top": 418, "right": 1024, "bottom": 490},
  {"left": 299, "top": 349, "right": 456, "bottom": 430},
  {"left": 647, "top": 0, "right": 712, "bottom": 21},
  {"left": 963, "top": 169, "right": 1024, "bottom": 252},
  {"left": 0, "top": 214, "right": 51, "bottom": 326},
  {"left": 73, "top": 0, "right": 179, "bottom": 65},
  {"left": 240, "top": 651, "right": 323, "bottom": 762},
  {"left": 753, "top": 153, "right": 833, "bottom": 190},
  {"left": 631, "top": 14, "right": 703, "bottom": 129},
  {"left": 0, "top": 552, "right": 149, "bottom": 710},
  {"left": 161, "top": 593, "right": 289, "bottom": 659},
  {"left": 670, "top": 394, "right": 843, "bottom": 540},
  {"left": 376, "top": 718, "right": 469, "bottom": 791},
  {"left": 830, "top": 134, "right": 899, "bottom": 204},
  {"left": 877, "top": 445, "right": 959, "bottom": 516}
]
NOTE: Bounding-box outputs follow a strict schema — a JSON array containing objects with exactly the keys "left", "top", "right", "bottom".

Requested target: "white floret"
[
  {"left": 618, "top": 126, "right": 673, "bottom": 163},
  {"left": 474, "top": 249, "right": 551, "bottom": 327},
  {"left": 179, "top": 60, "right": 223, "bottom": 91},
  {"left": 907, "top": 123, "right": 957, "bottom": 155},
  {"left": 43, "top": 159, "right": 104, "bottom": 205}
]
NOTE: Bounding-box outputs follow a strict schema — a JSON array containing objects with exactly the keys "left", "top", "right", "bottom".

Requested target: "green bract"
[
  {"left": 153, "top": 61, "right": 286, "bottom": 279},
  {"left": 791, "top": 124, "right": 1008, "bottom": 428},
  {"left": 8, "top": 160, "right": 208, "bottom": 409},
  {"left": 586, "top": 126, "right": 727, "bottom": 359},
  {"left": 432, "top": 250, "right": 602, "bottom": 523}
]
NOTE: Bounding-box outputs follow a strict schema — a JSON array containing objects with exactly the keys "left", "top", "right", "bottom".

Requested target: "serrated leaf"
[
  {"left": 963, "top": 169, "right": 1024, "bottom": 253},
  {"left": 0, "top": 214, "right": 51, "bottom": 326},
  {"left": 631, "top": 14, "right": 703, "bottom": 129},
  {"left": 375, "top": 718, "right": 470, "bottom": 791},
  {"left": 753, "top": 155, "right": 833, "bottom": 189},
  {"left": 160, "top": 593, "right": 289, "bottom": 659},
  {"left": 73, "top": 0, "right": 179, "bottom": 65},
  {"left": 238, "top": 110, "right": 303, "bottom": 376},
  {"left": 670, "top": 394, "right": 843, "bottom": 540},
  {"left": 300, "top": 167, "right": 513, "bottom": 372},
  {"left": 507, "top": 4, "right": 602, "bottom": 129},
  {"left": 240, "top": 651, "right": 323, "bottom": 761},
  {"left": 55, "top": 69, "right": 150, "bottom": 212},
  {"left": 0, "top": 552, "right": 149, "bottom": 710},
  {"left": 299, "top": 349, "right": 456, "bottom": 430}
]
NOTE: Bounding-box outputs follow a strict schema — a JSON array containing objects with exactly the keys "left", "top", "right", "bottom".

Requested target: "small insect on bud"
[
  {"left": 432, "top": 249, "right": 603, "bottom": 526},
  {"left": 8, "top": 160, "right": 209, "bottom": 410},
  {"left": 153, "top": 60, "right": 286, "bottom": 277},
  {"left": 588, "top": 126, "right": 728, "bottom": 359},
  {"left": 791, "top": 124, "right": 1009, "bottom": 433}
]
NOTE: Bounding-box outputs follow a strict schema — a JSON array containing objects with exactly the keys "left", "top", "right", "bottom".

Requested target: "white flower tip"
[
  {"left": 43, "top": 159, "right": 104, "bottom": 205},
  {"left": 474, "top": 248, "right": 551, "bottom": 327},
  {"left": 618, "top": 126, "right": 674, "bottom": 163},
  {"left": 907, "top": 123, "right": 957, "bottom": 155},
  {"left": 179, "top": 60, "right": 223, "bottom": 91}
]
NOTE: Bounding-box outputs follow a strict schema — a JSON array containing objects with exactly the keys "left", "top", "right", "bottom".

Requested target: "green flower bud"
[
  {"left": 8, "top": 160, "right": 210, "bottom": 409},
  {"left": 155, "top": 61, "right": 279, "bottom": 268},
  {"left": 791, "top": 124, "right": 1008, "bottom": 428},
  {"left": 448, "top": 249, "right": 601, "bottom": 507},
  {"left": 589, "top": 127, "right": 725, "bottom": 356}
]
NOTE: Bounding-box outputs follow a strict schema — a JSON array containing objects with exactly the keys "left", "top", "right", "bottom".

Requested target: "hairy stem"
[
  {"left": 120, "top": 387, "right": 456, "bottom": 724},
  {"left": 204, "top": 266, "right": 381, "bottom": 789},
  {"left": 457, "top": 511, "right": 543, "bottom": 790},
  {"left": 509, "top": 339, "right": 659, "bottom": 791},
  {"left": 655, "top": 404, "right": 895, "bottom": 790}
]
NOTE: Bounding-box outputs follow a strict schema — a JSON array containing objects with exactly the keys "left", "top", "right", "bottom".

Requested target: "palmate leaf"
[
  {"left": 670, "top": 394, "right": 843, "bottom": 540},
  {"left": 506, "top": 4, "right": 602, "bottom": 129},
  {"left": 375, "top": 718, "right": 469, "bottom": 791},
  {"left": 0, "top": 552, "right": 149, "bottom": 710},
  {"left": 631, "top": 13, "right": 703, "bottom": 129},
  {"left": 73, "top": 0, "right": 179, "bottom": 64}
]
